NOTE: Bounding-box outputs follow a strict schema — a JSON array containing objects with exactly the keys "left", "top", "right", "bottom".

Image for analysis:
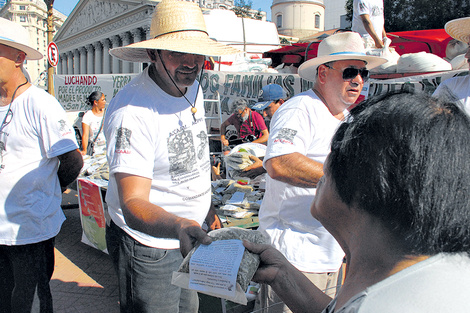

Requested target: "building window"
[
  {"left": 276, "top": 14, "right": 282, "bottom": 28},
  {"left": 19, "top": 16, "right": 26, "bottom": 22},
  {"left": 315, "top": 14, "right": 320, "bottom": 29},
  {"left": 19, "top": 5, "right": 26, "bottom": 10}
]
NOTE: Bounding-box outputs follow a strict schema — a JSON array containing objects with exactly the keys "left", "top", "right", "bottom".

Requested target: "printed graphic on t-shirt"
[
  {"left": 168, "top": 129, "right": 197, "bottom": 182},
  {"left": 196, "top": 130, "right": 207, "bottom": 160},
  {"left": 274, "top": 128, "right": 297, "bottom": 145},
  {"left": 370, "top": 6, "right": 382, "bottom": 17},
  {"left": 59, "top": 119, "right": 73, "bottom": 136},
  {"left": 115, "top": 127, "right": 132, "bottom": 154}
]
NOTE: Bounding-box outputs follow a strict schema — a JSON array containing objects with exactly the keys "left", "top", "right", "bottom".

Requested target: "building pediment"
[{"left": 54, "top": 0, "right": 159, "bottom": 42}]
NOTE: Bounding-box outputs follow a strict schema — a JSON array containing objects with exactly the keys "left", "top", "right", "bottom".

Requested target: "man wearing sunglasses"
[{"left": 255, "top": 32, "right": 387, "bottom": 312}]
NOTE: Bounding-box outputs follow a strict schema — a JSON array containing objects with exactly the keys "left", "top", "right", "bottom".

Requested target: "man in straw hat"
[
  {"left": 0, "top": 18, "right": 83, "bottom": 312},
  {"left": 255, "top": 31, "right": 387, "bottom": 312},
  {"left": 103, "top": 0, "right": 239, "bottom": 311},
  {"left": 433, "top": 17, "right": 470, "bottom": 115}
]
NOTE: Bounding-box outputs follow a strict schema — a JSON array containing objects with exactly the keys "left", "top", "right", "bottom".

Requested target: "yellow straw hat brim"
[
  {"left": 445, "top": 17, "right": 470, "bottom": 44},
  {"left": 110, "top": 31, "right": 241, "bottom": 62},
  {"left": 109, "top": 0, "right": 241, "bottom": 62}
]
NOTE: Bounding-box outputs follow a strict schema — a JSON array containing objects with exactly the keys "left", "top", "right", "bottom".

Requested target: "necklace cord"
[{"left": 156, "top": 51, "right": 203, "bottom": 122}]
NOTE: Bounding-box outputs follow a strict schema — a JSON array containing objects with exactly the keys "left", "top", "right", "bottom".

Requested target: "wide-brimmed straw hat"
[
  {"left": 109, "top": 0, "right": 241, "bottom": 62},
  {"left": 0, "top": 18, "right": 43, "bottom": 60},
  {"left": 298, "top": 32, "right": 387, "bottom": 81},
  {"left": 445, "top": 17, "right": 470, "bottom": 44}
]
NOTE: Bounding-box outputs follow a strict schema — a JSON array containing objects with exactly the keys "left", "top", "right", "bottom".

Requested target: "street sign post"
[{"left": 47, "top": 41, "right": 59, "bottom": 67}]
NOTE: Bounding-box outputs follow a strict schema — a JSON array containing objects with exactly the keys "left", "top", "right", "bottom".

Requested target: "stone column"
[
  {"left": 130, "top": 28, "right": 143, "bottom": 73},
  {"left": 102, "top": 39, "right": 111, "bottom": 74},
  {"left": 142, "top": 26, "right": 152, "bottom": 69},
  {"left": 110, "top": 35, "right": 121, "bottom": 74},
  {"left": 120, "top": 32, "right": 132, "bottom": 73},
  {"left": 79, "top": 47, "right": 87, "bottom": 74},
  {"left": 61, "top": 54, "right": 67, "bottom": 74},
  {"left": 86, "top": 44, "right": 94, "bottom": 74},
  {"left": 67, "top": 51, "right": 74, "bottom": 75},
  {"left": 73, "top": 49, "right": 80, "bottom": 75},
  {"left": 93, "top": 41, "right": 103, "bottom": 74}
]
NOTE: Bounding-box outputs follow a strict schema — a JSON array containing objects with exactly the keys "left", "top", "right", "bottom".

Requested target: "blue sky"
[{"left": 53, "top": 0, "right": 273, "bottom": 21}]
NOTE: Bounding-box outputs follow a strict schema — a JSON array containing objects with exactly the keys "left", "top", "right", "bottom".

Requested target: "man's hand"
[
  {"left": 177, "top": 218, "right": 212, "bottom": 257},
  {"left": 242, "top": 155, "right": 266, "bottom": 179},
  {"left": 243, "top": 240, "right": 287, "bottom": 285},
  {"left": 205, "top": 203, "right": 223, "bottom": 231}
]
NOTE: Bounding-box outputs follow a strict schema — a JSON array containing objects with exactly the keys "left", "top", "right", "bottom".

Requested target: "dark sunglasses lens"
[{"left": 342, "top": 68, "right": 369, "bottom": 81}]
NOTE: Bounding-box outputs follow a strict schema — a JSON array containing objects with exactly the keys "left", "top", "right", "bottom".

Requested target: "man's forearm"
[
  {"left": 265, "top": 153, "right": 323, "bottom": 188},
  {"left": 57, "top": 149, "right": 83, "bottom": 189}
]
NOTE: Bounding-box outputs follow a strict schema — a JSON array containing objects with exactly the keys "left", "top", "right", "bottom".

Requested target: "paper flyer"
[{"left": 188, "top": 239, "right": 245, "bottom": 299}]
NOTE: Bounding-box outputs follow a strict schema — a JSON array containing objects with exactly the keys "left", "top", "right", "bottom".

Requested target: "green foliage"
[
  {"left": 345, "top": 0, "right": 470, "bottom": 31},
  {"left": 232, "top": 0, "right": 253, "bottom": 18}
]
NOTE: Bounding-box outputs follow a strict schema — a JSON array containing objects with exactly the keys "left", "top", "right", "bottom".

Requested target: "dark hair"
[
  {"left": 328, "top": 91, "right": 470, "bottom": 255},
  {"left": 86, "top": 91, "right": 104, "bottom": 107}
]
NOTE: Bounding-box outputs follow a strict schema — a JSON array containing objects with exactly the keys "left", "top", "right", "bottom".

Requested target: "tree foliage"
[
  {"left": 232, "top": 0, "right": 253, "bottom": 18},
  {"left": 345, "top": 0, "right": 470, "bottom": 31}
]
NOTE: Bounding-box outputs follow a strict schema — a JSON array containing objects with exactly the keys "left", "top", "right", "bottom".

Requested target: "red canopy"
[{"left": 264, "top": 29, "right": 452, "bottom": 67}]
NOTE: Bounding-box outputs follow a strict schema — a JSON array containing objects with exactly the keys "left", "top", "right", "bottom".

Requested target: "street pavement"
[{"left": 32, "top": 189, "right": 120, "bottom": 312}]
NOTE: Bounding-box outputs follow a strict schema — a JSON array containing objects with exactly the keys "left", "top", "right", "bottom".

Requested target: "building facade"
[
  {"left": 53, "top": 0, "right": 269, "bottom": 76},
  {"left": 272, "top": 0, "right": 325, "bottom": 39},
  {"left": 323, "top": 0, "right": 349, "bottom": 30},
  {"left": 0, "top": 0, "right": 66, "bottom": 87}
]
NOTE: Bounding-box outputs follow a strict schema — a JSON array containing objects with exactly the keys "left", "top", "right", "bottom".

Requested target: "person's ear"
[
  {"left": 317, "top": 64, "right": 329, "bottom": 84},
  {"left": 16, "top": 52, "right": 26, "bottom": 65},
  {"left": 146, "top": 49, "right": 157, "bottom": 62}
]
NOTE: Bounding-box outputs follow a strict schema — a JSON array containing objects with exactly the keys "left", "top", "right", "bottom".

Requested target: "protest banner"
[{"left": 54, "top": 69, "right": 469, "bottom": 119}]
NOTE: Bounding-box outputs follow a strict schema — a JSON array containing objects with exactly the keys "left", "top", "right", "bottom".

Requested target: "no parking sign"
[{"left": 47, "top": 41, "right": 59, "bottom": 67}]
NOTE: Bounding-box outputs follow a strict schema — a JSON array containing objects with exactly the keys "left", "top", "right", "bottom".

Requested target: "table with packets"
[{"left": 77, "top": 152, "right": 263, "bottom": 229}]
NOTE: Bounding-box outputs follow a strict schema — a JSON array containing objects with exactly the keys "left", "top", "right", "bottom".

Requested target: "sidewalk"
[{"left": 33, "top": 189, "right": 120, "bottom": 312}]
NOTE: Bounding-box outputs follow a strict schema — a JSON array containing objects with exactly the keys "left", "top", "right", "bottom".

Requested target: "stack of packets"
[
  {"left": 80, "top": 153, "right": 109, "bottom": 184},
  {"left": 172, "top": 228, "right": 269, "bottom": 305},
  {"left": 212, "top": 179, "right": 264, "bottom": 219}
]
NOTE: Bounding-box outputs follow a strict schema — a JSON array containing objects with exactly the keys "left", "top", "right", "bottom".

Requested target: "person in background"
[
  {"left": 251, "top": 83, "right": 288, "bottom": 126},
  {"left": 245, "top": 91, "right": 470, "bottom": 313},
  {"left": 80, "top": 91, "right": 106, "bottom": 156},
  {"left": 220, "top": 99, "right": 269, "bottom": 148},
  {"left": 103, "top": 0, "right": 239, "bottom": 312},
  {"left": 242, "top": 84, "right": 288, "bottom": 179},
  {"left": 255, "top": 32, "right": 386, "bottom": 312},
  {"left": 351, "top": 0, "right": 387, "bottom": 48},
  {"left": 0, "top": 18, "right": 83, "bottom": 313},
  {"left": 433, "top": 17, "right": 470, "bottom": 115}
]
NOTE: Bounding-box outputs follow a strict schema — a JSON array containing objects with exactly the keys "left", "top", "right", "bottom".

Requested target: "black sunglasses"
[{"left": 324, "top": 64, "right": 370, "bottom": 82}]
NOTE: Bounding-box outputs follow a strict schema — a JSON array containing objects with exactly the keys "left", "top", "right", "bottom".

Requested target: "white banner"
[{"left": 54, "top": 69, "right": 469, "bottom": 115}]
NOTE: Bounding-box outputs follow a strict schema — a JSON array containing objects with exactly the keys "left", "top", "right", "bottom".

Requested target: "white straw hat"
[
  {"left": 0, "top": 18, "right": 43, "bottom": 60},
  {"left": 298, "top": 32, "right": 387, "bottom": 81},
  {"left": 445, "top": 17, "right": 470, "bottom": 44},
  {"left": 109, "top": 0, "right": 241, "bottom": 62}
]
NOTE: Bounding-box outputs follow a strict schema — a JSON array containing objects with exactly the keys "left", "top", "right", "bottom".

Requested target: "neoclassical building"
[
  {"left": 0, "top": 0, "right": 66, "bottom": 86},
  {"left": 272, "top": 0, "right": 325, "bottom": 39},
  {"left": 54, "top": 0, "right": 268, "bottom": 76}
]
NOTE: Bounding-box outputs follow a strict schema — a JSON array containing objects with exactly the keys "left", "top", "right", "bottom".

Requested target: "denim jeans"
[
  {"left": 106, "top": 221, "right": 198, "bottom": 313},
  {"left": 0, "top": 237, "right": 55, "bottom": 313}
]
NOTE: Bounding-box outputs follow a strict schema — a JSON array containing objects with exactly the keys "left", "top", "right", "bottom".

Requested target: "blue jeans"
[
  {"left": 0, "top": 238, "right": 55, "bottom": 313},
  {"left": 106, "top": 221, "right": 198, "bottom": 313}
]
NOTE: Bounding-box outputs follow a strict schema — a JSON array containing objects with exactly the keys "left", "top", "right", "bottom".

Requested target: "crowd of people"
[{"left": 1, "top": 0, "right": 470, "bottom": 312}]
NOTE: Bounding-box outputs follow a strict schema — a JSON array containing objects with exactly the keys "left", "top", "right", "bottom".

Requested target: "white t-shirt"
[
  {"left": 259, "top": 89, "right": 345, "bottom": 272},
  {"left": 323, "top": 253, "right": 470, "bottom": 313},
  {"left": 432, "top": 74, "right": 470, "bottom": 116},
  {"left": 351, "top": 0, "right": 385, "bottom": 39},
  {"left": 0, "top": 85, "right": 78, "bottom": 245},
  {"left": 104, "top": 67, "right": 211, "bottom": 249},
  {"left": 81, "top": 110, "right": 106, "bottom": 154}
]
